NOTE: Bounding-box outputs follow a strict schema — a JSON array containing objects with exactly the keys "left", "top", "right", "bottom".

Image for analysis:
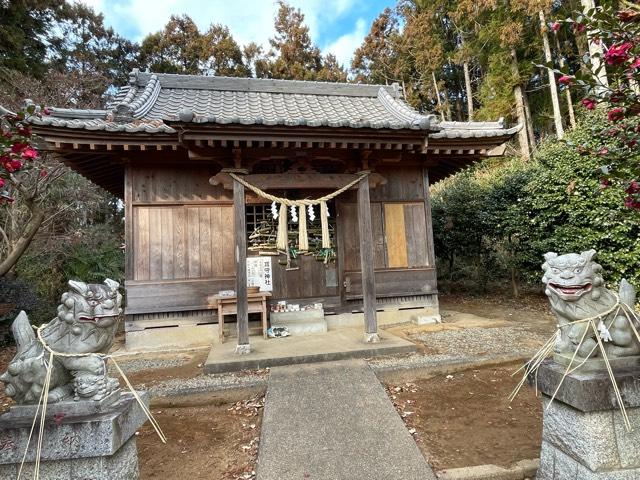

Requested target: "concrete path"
[{"left": 257, "top": 359, "right": 437, "bottom": 480}]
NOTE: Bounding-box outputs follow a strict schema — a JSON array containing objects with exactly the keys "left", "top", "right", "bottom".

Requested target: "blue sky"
[{"left": 79, "top": 0, "right": 395, "bottom": 68}]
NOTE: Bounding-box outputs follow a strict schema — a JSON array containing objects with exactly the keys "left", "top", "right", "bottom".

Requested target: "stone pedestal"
[
  {"left": 0, "top": 391, "right": 149, "bottom": 480},
  {"left": 535, "top": 360, "right": 640, "bottom": 479},
  {"left": 270, "top": 309, "right": 327, "bottom": 335}
]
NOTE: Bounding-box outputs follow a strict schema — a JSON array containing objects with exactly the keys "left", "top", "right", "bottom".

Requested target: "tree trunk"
[
  {"left": 510, "top": 49, "right": 532, "bottom": 160},
  {"left": 463, "top": 61, "right": 474, "bottom": 121},
  {"left": 0, "top": 208, "right": 45, "bottom": 276},
  {"left": 581, "top": 0, "right": 609, "bottom": 95},
  {"left": 510, "top": 267, "right": 520, "bottom": 299},
  {"left": 555, "top": 33, "right": 576, "bottom": 128},
  {"left": 523, "top": 89, "right": 536, "bottom": 151},
  {"left": 432, "top": 71, "right": 445, "bottom": 121},
  {"left": 539, "top": 11, "right": 565, "bottom": 139}
]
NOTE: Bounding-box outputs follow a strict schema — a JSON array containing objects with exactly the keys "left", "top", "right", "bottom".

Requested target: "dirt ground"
[
  {"left": 0, "top": 345, "right": 15, "bottom": 413},
  {"left": 138, "top": 395, "right": 264, "bottom": 480},
  {"left": 440, "top": 291, "right": 554, "bottom": 326},
  {"left": 386, "top": 363, "right": 542, "bottom": 471}
]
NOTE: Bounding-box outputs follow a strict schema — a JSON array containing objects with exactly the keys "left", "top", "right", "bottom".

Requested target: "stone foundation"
[
  {"left": 0, "top": 391, "right": 149, "bottom": 480},
  {"left": 535, "top": 361, "right": 640, "bottom": 479}
]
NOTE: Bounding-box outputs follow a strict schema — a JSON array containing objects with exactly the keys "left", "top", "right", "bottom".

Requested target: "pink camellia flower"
[
  {"left": 604, "top": 42, "right": 633, "bottom": 65},
  {"left": 0, "top": 178, "right": 5, "bottom": 188},
  {"left": 21, "top": 147, "right": 38, "bottom": 160},
  {"left": 631, "top": 57, "right": 640, "bottom": 69},
  {"left": 10, "top": 142, "right": 27, "bottom": 153},
  {"left": 9, "top": 159, "right": 22, "bottom": 171},
  {"left": 573, "top": 23, "right": 586, "bottom": 33},
  {"left": 558, "top": 75, "right": 573, "bottom": 86},
  {"left": 551, "top": 22, "right": 561, "bottom": 32},
  {"left": 624, "top": 196, "right": 640, "bottom": 209},
  {"left": 626, "top": 180, "right": 640, "bottom": 194},
  {"left": 598, "top": 147, "right": 609, "bottom": 155},
  {"left": 39, "top": 169, "right": 47, "bottom": 178},
  {"left": 608, "top": 107, "right": 625, "bottom": 122},
  {"left": 581, "top": 98, "right": 597, "bottom": 110},
  {"left": 599, "top": 178, "right": 611, "bottom": 189}
]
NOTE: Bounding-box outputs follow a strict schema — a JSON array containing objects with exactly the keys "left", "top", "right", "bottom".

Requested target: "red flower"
[
  {"left": 39, "top": 169, "right": 47, "bottom": 178},
  {"left": 624, "top": 196, "right": 640, "bottom": 209},
  {"left": 608, "top": 107, "right": 625, "bottom": 122},
  {"left": 599, "top": 178, "right": 611, "bottom": 189},
  {"left": 0, "top": 178, "right": 4, "bottom": 188},
  {"left": 21, "top": 147, "right": 38, "bottom": 160},
  {"left": 631, "top": 57, "right": 640, "bottom": 69},
  {"left": 558, "top": 75, "right": 573, "bottom": 86},
  {"left": 626, "top": 181, "right": 640, "bottom": 194},
  {"left": 551, "top": 22, "right": 561, "bottom": 32},
  {"left": 604, "top": 42, "right": 633, "bottom": 66},
  {"left": 10, "top": 142, "right": 27, "bottom": 154},
  {"left": 572, "top": 23, "right": 586, "bottom": 33},
  {"left": 9, "top": 160, "right": 22, "bottom": 171},
  {"left": 581, "top": 98, "right": 597, "bottom": 110}
]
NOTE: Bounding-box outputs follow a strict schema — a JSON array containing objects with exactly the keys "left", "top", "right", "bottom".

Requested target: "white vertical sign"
[{"left": 246, "top": 256, "right": 273, "bottom": 292}]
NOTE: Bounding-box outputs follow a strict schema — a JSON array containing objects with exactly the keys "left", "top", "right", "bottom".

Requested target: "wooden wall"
[
  {"left": 336, "top": 165, "right": 436, "bottom": 299},
  {"left": 125, "top": 162, "right": 437, "bottom": 317}
]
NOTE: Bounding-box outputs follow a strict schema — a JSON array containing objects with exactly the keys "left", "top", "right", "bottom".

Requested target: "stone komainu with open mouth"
[
  {"left": 0, "top": 279, "right": 122, "bottom": 404},
  {"left": 543, "top": 249, "right": 639, "bottom": 361}
]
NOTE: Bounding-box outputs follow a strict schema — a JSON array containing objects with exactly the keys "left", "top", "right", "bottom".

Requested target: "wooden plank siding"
[{"left": 125, "top": 163, "right": 438, "bottom": 317}]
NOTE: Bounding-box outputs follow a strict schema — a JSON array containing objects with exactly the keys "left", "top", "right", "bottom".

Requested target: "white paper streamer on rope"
[
  {"left": 271, "top": 201, "right": 279, "bottom": 219},
  {"left": 290, "top": 205, "right": 298, "bottom": 223},
  {"left": 308, "top": 204, "right": 315, "bottom": 222}
]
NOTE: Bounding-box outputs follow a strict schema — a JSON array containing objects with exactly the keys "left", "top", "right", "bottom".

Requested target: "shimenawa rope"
[
  {"left": 16, "top": 324, "right": 166, "bottom": 480},
  {"left": 510, "top": 292, "right": 640, "bottom": 431}
]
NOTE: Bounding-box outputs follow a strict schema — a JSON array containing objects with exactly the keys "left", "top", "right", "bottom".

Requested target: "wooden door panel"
[{"left": 384, "top": 203, "right": 408, "bottom": 268}]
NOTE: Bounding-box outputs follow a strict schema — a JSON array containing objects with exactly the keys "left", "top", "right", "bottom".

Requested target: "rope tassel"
[
  {"left": 320, "top": 201, "right": 331, "bottom": 249},
  {"left": 298, "top": 205, "right": 308, "bottom": 251},
  {"left": 276, "top": 203, "right": 288, "bottom": 251}
]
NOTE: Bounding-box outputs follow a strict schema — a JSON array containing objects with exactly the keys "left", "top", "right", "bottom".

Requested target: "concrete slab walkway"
[
  {"left": 256, "top": 359, "right": 436, "bottom": 480},
  {"left": 204, "top": 328, "right": 416, "bottom": 374}
]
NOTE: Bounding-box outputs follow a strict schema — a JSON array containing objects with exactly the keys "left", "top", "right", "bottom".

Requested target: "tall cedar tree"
[{"left": 257, "top": 1, "right": 346, "bottom": 81}]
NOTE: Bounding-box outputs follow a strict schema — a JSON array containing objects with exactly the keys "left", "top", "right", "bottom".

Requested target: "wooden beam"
[
  {"left": 210, "top": 172, "right": 387, "bottom": 190},
  {"left": 357, "top": 175, "right": 379, "bottom": 342},
  {"left": 233, "top": 176, "right": 250, "bottom": 353}
]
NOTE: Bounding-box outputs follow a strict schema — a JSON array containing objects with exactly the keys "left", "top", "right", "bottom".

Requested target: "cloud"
[
  {"left": 323, "top": 17, "right": 367, "bottom": 69},
  {"left": 81, "top": 0, "right": 360, "bottom": 51}
]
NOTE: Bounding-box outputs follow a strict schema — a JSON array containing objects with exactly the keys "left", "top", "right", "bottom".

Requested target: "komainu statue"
[
  {"left": 542, "top": 250, "right": 640, "bottom": 361},
  {"left": 0, "top": 279, "right": 122, "bottom": 404}
]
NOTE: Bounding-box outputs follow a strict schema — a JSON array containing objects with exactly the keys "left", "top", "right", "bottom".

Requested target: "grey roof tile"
[{"left": 27, "top": 69, "right": 518, "bottom": 139}]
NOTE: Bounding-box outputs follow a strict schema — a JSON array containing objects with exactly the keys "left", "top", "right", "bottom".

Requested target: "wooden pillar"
[
  {"left": 233, "top": 176, "right": 250, "bottom": 354},
  {"left": 357, "top": 174, "right": 379, "bottom": 342},
  {"left": 422, "top": 168, "right": 436, "bottom": 268}
]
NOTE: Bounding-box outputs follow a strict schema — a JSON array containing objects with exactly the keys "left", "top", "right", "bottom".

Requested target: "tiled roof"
[{"left": 28, "top": 69, "right": 519, "bottom": 139}]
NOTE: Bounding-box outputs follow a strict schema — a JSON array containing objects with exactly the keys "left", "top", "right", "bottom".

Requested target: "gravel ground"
[
  {"left": 146, "top": 371, "right": 268, "bottom": 398},
  {"left": 416, "top": 325, "right": 552, "bottom": 356},
  {"left": 110, "top": 356, "right": 192, "bottom": 373},
  {"left": 369, "top": 324, "right": 554, "bottom": 372}
]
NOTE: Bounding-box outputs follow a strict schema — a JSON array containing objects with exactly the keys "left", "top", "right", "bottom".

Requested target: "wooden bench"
[{"left": 212, "top": 291, "right": 271, "bottom": 343}]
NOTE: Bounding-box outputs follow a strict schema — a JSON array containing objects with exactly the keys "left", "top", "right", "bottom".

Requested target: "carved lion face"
[
  {"left": 56, "top": 279, "right": 122, "bottom": 327},
  {"left": 542, "top": 250, "right": 604, "bottom": 302}
]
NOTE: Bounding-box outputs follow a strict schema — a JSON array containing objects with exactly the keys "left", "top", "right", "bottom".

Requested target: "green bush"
[
  {"left": 432, "top": 111, "right": 640, "bottom": 294},
  {"left": 15, "top": 223, "right": 124, "bottom": 324}
]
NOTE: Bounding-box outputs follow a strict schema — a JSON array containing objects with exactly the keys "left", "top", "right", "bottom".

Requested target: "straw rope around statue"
[
  {"left": 15, "top": 323, "right": 166, "bottom": 480},
  {"left": 229, "top": 171, "right": 369, "bottom": 252},
  {"left": 509, "top": 291, "right": 640, "bottom": 432}
]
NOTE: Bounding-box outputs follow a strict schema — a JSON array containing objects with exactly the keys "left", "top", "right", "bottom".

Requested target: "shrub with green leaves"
[{"left": 432, "top": 111, "right": 640, "bottom": 294}]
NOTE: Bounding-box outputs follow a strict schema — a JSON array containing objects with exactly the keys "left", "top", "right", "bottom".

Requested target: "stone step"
[{"left": 270, "top": 309, "right": 327, "bottom": 336}]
